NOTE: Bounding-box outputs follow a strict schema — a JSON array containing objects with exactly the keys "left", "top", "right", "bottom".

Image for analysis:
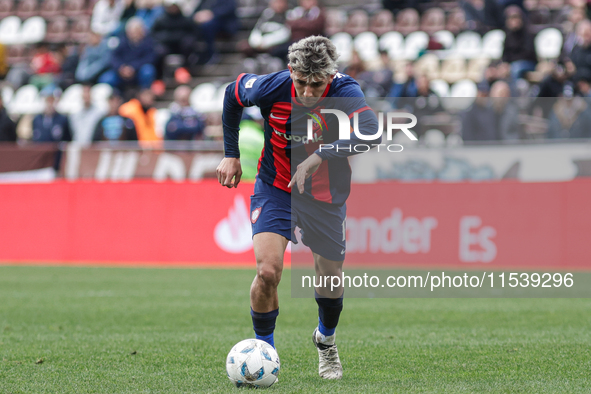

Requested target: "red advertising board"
[
  {"left": 339, "top": 181, "right": 591, "bottom": 270},
  {"left": 0, "top": 181, "right": 256, "bottom": 266},
  {"left": 0, "top": 180, "right": 590, "bottom": 270}
]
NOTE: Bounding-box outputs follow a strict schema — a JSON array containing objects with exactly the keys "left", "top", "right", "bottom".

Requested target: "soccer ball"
[{"left": 226, "top": 339, "right": 280, "bottom": 388}]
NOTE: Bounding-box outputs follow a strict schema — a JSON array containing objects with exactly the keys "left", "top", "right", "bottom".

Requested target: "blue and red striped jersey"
[{"left": 222, "top": 69, "right": 379, "bottom": 205}]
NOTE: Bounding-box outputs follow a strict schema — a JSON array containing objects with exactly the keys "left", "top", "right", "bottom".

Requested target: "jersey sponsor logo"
[
  {"left": 251, "top": 207, "right": 262, "bottom": 224},
  {"left": 273, "top": 128, "right": 322, "bottom": 144},
  {"left": 245, "top": 78, "right": 257, "bottom": 88},
  {"left": 270, "top": 113, "right": 288, "bottom": 120}
]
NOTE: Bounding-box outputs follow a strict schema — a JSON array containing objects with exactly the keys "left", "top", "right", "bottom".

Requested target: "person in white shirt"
[
  {"left": 69, "top": 84, "right": 106, "bottom": 145},
  {"left": 91, "top": 0, "right": 128, "bottom": 35}
]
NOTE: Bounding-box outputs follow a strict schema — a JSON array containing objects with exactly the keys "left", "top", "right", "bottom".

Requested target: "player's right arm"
[{"left": 217, "top": 73, "right": 269, "bottom": 188}]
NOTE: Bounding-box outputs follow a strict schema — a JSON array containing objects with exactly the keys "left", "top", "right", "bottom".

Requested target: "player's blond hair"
[{"left": 287, "top": 36, "right": 339, "bottom": 82}]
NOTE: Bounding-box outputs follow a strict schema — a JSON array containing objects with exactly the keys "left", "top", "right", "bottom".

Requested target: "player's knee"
[
  {"left": 318, "top": 267, "right": 342, "bottom": 279},
  {"left": 315, "top": 258, "right": 343, "bottom": 278},
  {"left": 256, "top": 264, "right": 282, "bottom": 288}
]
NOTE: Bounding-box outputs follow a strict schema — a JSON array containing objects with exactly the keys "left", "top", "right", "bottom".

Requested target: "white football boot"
[{"left": 312, "top": 327, "right": 343, "bottom": 379}]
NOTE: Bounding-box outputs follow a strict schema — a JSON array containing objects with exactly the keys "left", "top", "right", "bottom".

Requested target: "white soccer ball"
[{"left": 226, "top": 339, "right": 280, "bottom": 388}]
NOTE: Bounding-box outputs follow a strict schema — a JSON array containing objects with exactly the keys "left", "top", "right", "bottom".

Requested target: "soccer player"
[{"left": 216, "top": 35, "right": 379, "bottom": 380}]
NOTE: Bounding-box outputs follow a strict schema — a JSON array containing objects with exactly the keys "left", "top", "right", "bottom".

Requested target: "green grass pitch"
[{"left": 1, "top": 265, "right": 590, "bottom": 393}]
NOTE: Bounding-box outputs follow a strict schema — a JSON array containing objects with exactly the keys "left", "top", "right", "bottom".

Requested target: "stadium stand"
[{"left": 0, "top": 0, "right": 589, "bottom": 149}]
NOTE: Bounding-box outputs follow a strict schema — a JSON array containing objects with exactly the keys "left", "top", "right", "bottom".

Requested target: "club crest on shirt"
[
  {"left": 306, "top": 107, "right": 327, "bottom": 134},
  {"left": 251, "top": 207, "right": 262, "bottom": 224}
]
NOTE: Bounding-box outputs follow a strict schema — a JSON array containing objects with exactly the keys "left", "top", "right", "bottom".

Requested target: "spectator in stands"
[
  {"left": 5, "top": 46, "right": 33, "bottom": 89},
  {"left": 99, "top": 17, "right": 157, "bottom": 90},
  {"left": 482, "top": 61, "right": 511, "bottom": 91},
  {"left": 461, "top": 0, "right": 505, "bottom": 30},
  {"left": 91, "top": 0, "right": 128, "bottom": 36},
  {"left": 482, "top": 61, "right": 501, "bottom": 89},
  {"left": 134, "top": 0, "right": 164, "bottom": 30},
  {"left": 538, "top": 62, "right": 569, "bottom": 97},
  {"left": 239, "top": 0, "right": 290, "bottom": 58},
  {"left": 118, "top": 88, "right": 160, "bottom": 143},
  {"left": 490, "top": 80, "right": 520, "bottom": 140},
  {"left": 69, "top": 84, "right": 106, "bottom": 145},
  {"left": 152, "top": 0, "right": 196, "bottom": 74},
  {"left": 576, "top": 70, "right": 591, "bottom": 97},
  {"left": 345, "top": 50, "right": 393, "bottom": 98},
  {"left": 501, "top": 6, "right": 537, "bottom": 84},
  {"left": 547, "top": 86, "right": 591, "bottom": 138},
  {"left": 29, "top": 43, "right": 62, "bottom": 89},
  {"left": 445, "top": 7, "right": 468, "bottom": 35},
  {"left": 561, "top": 10, "right": 587, "bottom": 59},
  {"left": 382, "top": 0, "right": 424, "bottom": 15},
  {"left": 192, "top": 0, "right": 238, "bottom": 65},
  {"left": 93, "top": 91, "right": 138, "bottom": 142},
  {"left": 32, "top": 90, "right": 72, "bottom": 142},
  {"left": 461, "top": 83, "right": 498, "bottom": 141},
  {"left": 533, "top": 61, "right": 569, "bottom": 117},
  {"left": 568, "top": 19, "right": 591, "bottom": 79},
  {"left": 55, "top": 44, "right": 80, "bottom": 90},
  {"left": 165, "top": 85, "right": 206, "bottom": 140},
  {"left": 343, "top": 51, "right": 367, "bottom": 80},
  {"left": 75, "top": 32, "right": 112, "bottom": 84},
  {"left": 363, "top": 50, "right": 394, "bottom": 97},
  {"left": 388, "top": 62, "right": 417, "bottom": 108},
  {"left": 412, "top": 74, "right": 443, "bottom": 119},
  {"left": 286, "top": 0, "right": 326, "bottom": 43},
  {"left": 0, "top": 95, "right": 17, "bottom": 142}
]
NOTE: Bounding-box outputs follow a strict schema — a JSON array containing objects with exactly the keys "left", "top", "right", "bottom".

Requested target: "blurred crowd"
[
  {"left": 0, "top": 83, "right": 207, "bottom": 144},
  {"left": 1, "top": 0, "right": 591, "bottom": 145}
]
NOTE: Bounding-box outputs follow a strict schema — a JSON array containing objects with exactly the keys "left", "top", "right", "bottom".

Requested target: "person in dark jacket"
[
  {"left": 575, "top": 69, "right": 591, "bottom": 97},
  {"left": 531, "top": 62, "right": 569, "bottom": 117},
  {"left": 192, "top": 0, "right": 238, "bottom": 64},
  {"left": 490, "top": 80, "right": 521, "bottom": 140},
  {"left": 0, "top": 95, "right": 17, "bottom": 142},
  {"left": 152, "top": 0, "right": 196, "bottom": 72},
  {"left": 461, "top": 84, "right": 499, "bottom": 142},
  {"left": 165, "top": 85, "right": 205, "bottom": 140},
  {"left": 547, "top": 86, "right": 591, "bottom": 139},
  {"left": 569, "top": 19, "right": 591, "bottom": 80},
  {"left": 98, "top": 17, "right": 157, "bottom": 89},
  {"left": 388, "top": 62, "right": 418, "bottom": 108},
  {"left": 93, "top": 91, "right": 138, "bottom": 142},
  {"left": 32, "top": 92, "right": 72, "bottom": 142},
  {"left": 501, "top": 5, "right": 537, "bottom": 83}
]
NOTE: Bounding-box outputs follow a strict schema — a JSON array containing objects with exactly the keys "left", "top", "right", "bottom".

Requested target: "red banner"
[
  {"left": 0, "top": 180, "right": 590, "bottom": 269},
  {"left": 0, "top": 181, "right": 256, "bottom": 266},
  {"left": 339, "top": 181, "right": 591, "bottom": 270}
]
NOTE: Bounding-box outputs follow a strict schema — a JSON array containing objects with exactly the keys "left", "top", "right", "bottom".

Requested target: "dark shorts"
[{"left": 250, "top": 177, "right": 347, "bottom": 261}]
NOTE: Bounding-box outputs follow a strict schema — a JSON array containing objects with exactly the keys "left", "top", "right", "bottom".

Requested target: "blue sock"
[
  {"left": 251, "top": 308, "right": 279, "bottom": 348},
  {"left": 315, "top": 291, "right": 343, "bottom": 337},
  {"left": 318, "top": 317, "right": 335, "bottom": 336},
  {"left": 256, "top": 333, "right": 275, "bottom": 348}
]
